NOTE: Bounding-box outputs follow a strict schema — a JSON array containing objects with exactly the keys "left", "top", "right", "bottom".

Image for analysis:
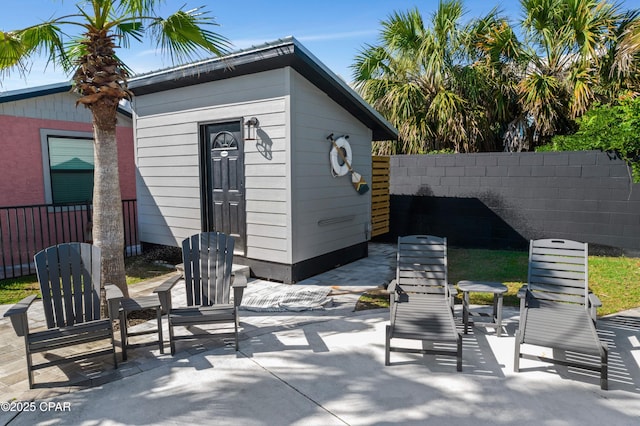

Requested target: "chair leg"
[
  {"left": 601, "top": 350, "right": 608, "bottom": 390},
  {"left": 25, "top": 336, "right": 34, "bottom": 389},
  {"left": 120, "top": 310, "right": 128, "bottom": 361},
  {"left": 234, "top": 310, "right": 239, "bottom": 351},
  {"left": 168, "top": 318, "right": 176, "bottom": 356},
  {"left": 156, "top": 308, "right": 164, "bottom": 354},
  {"left": 385, "top": 325, "right": 391, "bottom": 366},
  {"left": 111, "top": 330, "right": 118, "bottom": 368},
  {"left": 514, "top": 330, "right": 521, "bottom": 372},
  {"left": 456, "top": 334, "right": 462, "bottom": 372}
]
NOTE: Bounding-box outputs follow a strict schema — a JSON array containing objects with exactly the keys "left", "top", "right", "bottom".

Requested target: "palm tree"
[
  {"left": 0, "top": 1, "right": 230, "bottom": 300},
  {"left": 511, "top": 0, "right": 634, "bottom": 149},
  {"left": 597, "top": 9, "right": 640, "bottom": 101},
  {"left": 463, "top": 9, "right": 523, "bottom": 150},
  {"left": 352, "top": 1, "right": 515, "bottom": 154}
]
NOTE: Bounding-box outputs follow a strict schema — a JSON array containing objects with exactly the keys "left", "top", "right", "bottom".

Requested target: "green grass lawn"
[
  {"left": 589, "top": 255, "right": 640, "bottom": 316},
  {"left": 448, "top": 248, "right": 528, "bottom": 308},
  {"left": 0, "top": 254, "right": 176, "bottom": 305},
  {"left": 0, "top": 275, "right": 41, "bottom": 305},
  {"left": 358, "top": 248, "right": 640, "bottom": 316},
  {"left": 1, "top": 248, "right": 638, "bottom": 316}
]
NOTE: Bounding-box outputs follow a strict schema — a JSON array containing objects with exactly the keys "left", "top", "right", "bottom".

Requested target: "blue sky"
[{"left": 0, "top": 0, "right": 636, "bottom": 91}]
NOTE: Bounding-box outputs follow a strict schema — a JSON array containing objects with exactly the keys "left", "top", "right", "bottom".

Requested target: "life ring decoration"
[
  {"left": 326, "top": 133, "right": 370, "bottom": 195},
  {"left": 329, "top": 136, "right": 352, "bottom": 177}
]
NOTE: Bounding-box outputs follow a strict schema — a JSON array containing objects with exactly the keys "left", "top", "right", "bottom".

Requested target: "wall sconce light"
[{"left": 244, "top": 117, "right": 259, "bottom": 140}]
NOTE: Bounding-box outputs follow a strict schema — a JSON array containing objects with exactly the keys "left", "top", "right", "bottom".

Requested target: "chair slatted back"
[
  {"left": 182, "top": 232, "right": 234, "bottom": 307},
  {"left": 34, "top": 243, "right": 101, "bottom": 329},
  {"left": 396, "top": 235, "right": 448, "bottom": 295},
  {"left": 528, "top": 239, "right": 588, "bottom": 305}
]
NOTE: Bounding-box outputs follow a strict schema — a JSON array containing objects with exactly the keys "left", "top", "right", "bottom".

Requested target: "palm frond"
[
  {"left": 519, "top": 71, "right": 565, "bottom": 136},
  {"left": 148, "top": 7, "right": 231, "bottom": 63},
  {"left": 0, "top": 31, "right": 28, "bottom": 73},
  {"left": 606, "top": 12, "right": 640, "bottom": 86},
  {"left": 352, "top": 44, "right": 391, "bottom": 84},
  {"left": 115, "top": 0, "right": 157, "bottom": 17},
  {"left": 0, "top": 23, "right": 70, "bottom": 76},
  {"left": 114, "top": 21, "right": 145, "bottom": 48},
  {"left": 381, "top": 8, "right": 426, "bottom": 55}
]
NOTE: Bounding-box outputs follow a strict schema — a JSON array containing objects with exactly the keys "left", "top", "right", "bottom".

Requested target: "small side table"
[
  {"left": 457, "top": 280, "right": 508, "bottom": 337},
  {"left": 119, "top": 295, "right": 164, "bottom": 361}
]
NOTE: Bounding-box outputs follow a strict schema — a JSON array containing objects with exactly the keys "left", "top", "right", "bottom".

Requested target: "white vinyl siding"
[
  {"left": 133, "top": 69, "right": 291, "bottom": 262},
  {"left": 133, "top": 66, "right": 375, "bottom": 268},
  {"left": 288, "top": 69, "right": 372, "bottom": 263}
]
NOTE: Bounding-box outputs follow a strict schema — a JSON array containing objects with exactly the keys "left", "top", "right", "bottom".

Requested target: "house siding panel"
[
  {"left": 134, "top": 69, "right": 290, "bottom": 260},
  {"left": 289, "top": 69, "right": 372, "bottom": 263}
]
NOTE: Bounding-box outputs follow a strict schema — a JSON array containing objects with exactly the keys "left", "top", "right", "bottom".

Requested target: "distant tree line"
[{"left": 353, "top": 0, "right": 640, "bottom": 162}]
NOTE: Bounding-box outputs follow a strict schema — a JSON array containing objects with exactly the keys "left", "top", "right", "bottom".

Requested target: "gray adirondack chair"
[
  {"left": 514, "top": 239, "right": 608, "bottom": 390},
  {"left": 385, "top": 235, "right": 462, "bottom": 371},
  {"left": 3, "top": 243, "right": 121, "bottom": 389},
  {"left": 155, "top": 232, "right": 247, "bottom": 355}
]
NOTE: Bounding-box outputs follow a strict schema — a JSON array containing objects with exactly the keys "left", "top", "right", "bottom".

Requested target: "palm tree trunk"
[{"left": 91, "top": 100, "right": 129, "bottom": 302}]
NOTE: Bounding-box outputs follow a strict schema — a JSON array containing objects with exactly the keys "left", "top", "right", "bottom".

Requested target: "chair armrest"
[
  {"left": 154, "top": 273, "right": 182, "bottom": 293},
  {"left": 154, "top": 274, "right": 182, "bottom": 312},
  {"left": 387, "top": 279, "right": 400, "bottom": 306},
  {"left": 105, "top": 284, "right": 124, "bottom": 322},
  {"left": 588, "top": 292, "right": 602, "bottom": 323},
  {"left": 517, "top": 285, "right": 528, "bottom": 299},
  {"left": 517, "top": 285, "right": 529, "bottom": 319},
  {"left": 3, "top": 294, "right": 38, "bottom": 337},
  {"left": 446, "top": 283, "right": 457, "bottom": 310},
  {"left": 232, "top": 274, "right": 247, "bottom": 307},
  {"left": 447, "top": 283, "right": 458, "bottom": 297},
  {"left": 588, "top": 292, "right": 602, "bottom": 308},
  {"left": 232, "top": 274, "right": 248, "bottom": 289}
]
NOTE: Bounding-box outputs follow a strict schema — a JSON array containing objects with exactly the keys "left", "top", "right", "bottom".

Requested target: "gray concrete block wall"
[{"left": 387, "top": 151, "right": 640, "bottom": 255}]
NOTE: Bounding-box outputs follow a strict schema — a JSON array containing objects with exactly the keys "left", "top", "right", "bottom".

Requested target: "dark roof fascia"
[
  {"left": 0, "top": 81, "right": 133, "bottom": 119},
  {"left": 128, "top": 38, "right": 397, "bottom": 141},
  {"left": 291, "top": 41, "right": 397, "bottom": 141},
  {"left": 0, "top": 81, "right": 72, "bottom": 103},
  {"left": 129, "top": 42, "right": 294, "bottom": 96}
]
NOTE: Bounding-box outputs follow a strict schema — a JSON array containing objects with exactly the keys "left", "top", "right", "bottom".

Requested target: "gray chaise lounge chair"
[
  {"left": 514, "top": 238, "right": 608, "bottom": 389},
  {"left": 385, "top": 235, "right": 462, "bottom": 370}
]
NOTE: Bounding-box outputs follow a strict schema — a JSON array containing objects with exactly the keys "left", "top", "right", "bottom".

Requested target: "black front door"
[{"left": 200, "top": 121, "right": 246, "bottom": 255}]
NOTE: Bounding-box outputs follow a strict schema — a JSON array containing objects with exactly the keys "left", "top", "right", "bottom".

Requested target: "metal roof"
[
  {"left": 128, "top": 37, "right": 397, "bottom": 141},
  {"left": 0, "top": 81, "right": 73, "bottom": 103},
  {"left": 0, "top": 81, "right": 133, "bottom": 118}
]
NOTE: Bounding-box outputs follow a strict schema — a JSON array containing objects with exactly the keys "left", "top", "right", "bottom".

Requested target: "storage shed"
[{"left": 129, "top": 37, "right": 397, "bottom": 283}]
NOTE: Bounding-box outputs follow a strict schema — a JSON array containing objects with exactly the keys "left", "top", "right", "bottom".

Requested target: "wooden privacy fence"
[{"left": 371, "top": 156, "right": 390, "bottom": 237}]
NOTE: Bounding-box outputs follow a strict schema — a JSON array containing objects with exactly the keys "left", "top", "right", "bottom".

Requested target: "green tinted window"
[{"left": 48, "top": 137, "right": 94, "bottom": 204}]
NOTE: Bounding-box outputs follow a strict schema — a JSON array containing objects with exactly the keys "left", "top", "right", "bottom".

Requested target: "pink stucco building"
[
  {"left": 0, "top": 82, "right": 135, "bottom": 278},
  {"left": 0, "top": 82, "right": 135, "bottom": 206}
]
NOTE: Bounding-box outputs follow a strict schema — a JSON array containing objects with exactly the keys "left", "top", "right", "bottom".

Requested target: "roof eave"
[
  {"left": 0, "top": 81, "right": 132, "bottom": 118},
  {"left": 0, "top": 82, "right": 72, "bottom": 103},
  {"left": 128, "top": 38, "right": 397, "bottom": 141}
]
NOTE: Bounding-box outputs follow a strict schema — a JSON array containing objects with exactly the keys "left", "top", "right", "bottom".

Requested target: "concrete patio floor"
[{"left": 1, "top": 243, "right": 639, "bottom": 425}]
